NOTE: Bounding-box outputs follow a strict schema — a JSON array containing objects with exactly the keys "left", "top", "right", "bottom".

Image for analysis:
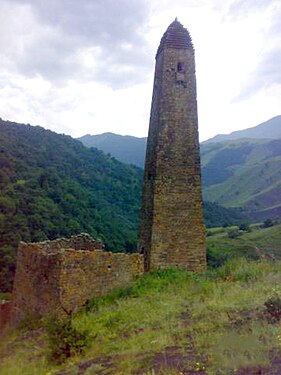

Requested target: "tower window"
[{"left": 177, "top": 62, "right": 184, "bottom": 72}]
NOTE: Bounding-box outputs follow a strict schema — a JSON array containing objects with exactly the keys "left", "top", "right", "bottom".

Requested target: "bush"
[
  {"left": 239, "top": 222, "right": 250, "bottom": 232},
  {"left": 227, "top": 230, "right": 241, "bottom": 239},
  {"left": 264, "top": 295, "right": 281, "bottom": 323},
  {"left": 261, "top": 219, "right": 274, "bottom": 228},
  {"left": 46, "top": 317, "right": 90, "bottom": 364},
  {"left": 207, "top": 247, "right": 230, "bottom": 268}
]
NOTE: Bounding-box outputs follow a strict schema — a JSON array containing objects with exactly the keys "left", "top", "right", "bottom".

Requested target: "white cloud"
[{"left": 0, "top": 0, "right": 280, "bottom": 141}]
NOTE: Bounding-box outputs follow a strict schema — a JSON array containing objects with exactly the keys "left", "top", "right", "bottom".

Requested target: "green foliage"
[
  {"left": 264, "top": 295, "right": 281, "bottom": 323},
  {"left": 227, "top": 229, "right": 241, "bottom": 239},
  {"left": 239, "top": 222, "right": 250, "bottom": 231},
  {"left": 207, "top": 223, "right": 281, "bottom": 269},
  {"left": 262, "top": 218, "right": 274, "bottom": 228},
  {"left": 46, "top": 316, "right": 90, "bottom": 364},
  {"left": 203, "top": 201, "right": 245, "bottom": 228},
  {"left": 0, "top": 120, "right": 143, "bottom": 291}
]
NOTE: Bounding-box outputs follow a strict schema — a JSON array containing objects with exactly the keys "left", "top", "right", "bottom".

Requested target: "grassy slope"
[
  {"left": 202, "top": 139, "right": 281, "bottom": 218},
  {"left": 1, "top": 226, "right": 281, "bottom": 374},
  {"left": 207, "top": 223, "right": 281, "bottom": 267}
]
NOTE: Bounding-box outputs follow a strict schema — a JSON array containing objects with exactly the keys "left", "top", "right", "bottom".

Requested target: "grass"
[
  {"left": 0, "top": 257, "right": 280, "bottom": 374},
  {"left": 207, "top": 223, "right": 281, "bottom": 267},
  {"left": 0, "top": 226, "right": 280, "bottom": 373}
]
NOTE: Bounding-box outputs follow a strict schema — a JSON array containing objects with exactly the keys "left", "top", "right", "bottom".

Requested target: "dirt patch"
[
  {"left": 147, "top": 345, "right": 207, "bottom": 374},
  {"left": 237, "top": 348, "right": 281, "bottom": 375},
  {"left": 235, "top": 349, "right": 281, "bottom": 375},
  {"left": 224, "top": 307, "right": 265, "bottom": 331},
  {"left": 56, "top": 355, "right": 115, "bottom": 375},
  {"left": 132, "top": 308, "right": 208, "bottom": 373}
]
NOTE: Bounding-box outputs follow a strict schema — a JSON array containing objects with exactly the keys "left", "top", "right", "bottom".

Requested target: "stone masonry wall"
[
  {"left": 139, "top": 21, "right": 206, "bottom": 272},
  {"left": 11, "top": 234, "right": 143, "bottom": 322}
]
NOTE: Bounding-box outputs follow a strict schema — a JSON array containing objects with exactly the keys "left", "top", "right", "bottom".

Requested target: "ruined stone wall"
[
  {"left": 11, "top": 234, "right": 143, "bottom": 322},
  {"left": 59, "top": 251, "right": 143, "bottom": 313}
]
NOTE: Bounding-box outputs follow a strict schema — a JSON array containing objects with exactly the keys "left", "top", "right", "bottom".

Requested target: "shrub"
[
  {"left": 261, "top": 219, "right": 274, "bottom": 228},
  {"left": 227, "top": 230, "right": 241, "bottom": 239},
  {"left": 239, "top": 223, "right": 250, "bottom": 232},
  {"left": 46, "top": 316, "right": 90, "bottom": 364},
  {"left": 264, "top": 295, "right": 281, "bottom": 323},
  {"left": 207, "top": 247, "right": 230, "bottom": 268}
]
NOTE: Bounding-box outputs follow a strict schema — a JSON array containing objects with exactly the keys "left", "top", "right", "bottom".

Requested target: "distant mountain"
[
  {"left": 79, "top": 133, "right": 147, "bottom": 168},
  {"left": 79, "top": 116, "right": 281, "bottom": 221},
  {"left": 202, "top": 138, "right": 281, "bottom": 220},
  {"left": 79, "top": 116, "right": 281, "bottom": 169},
  {"left": 204, "top": 115, "right": 281, "bottom": 143}
]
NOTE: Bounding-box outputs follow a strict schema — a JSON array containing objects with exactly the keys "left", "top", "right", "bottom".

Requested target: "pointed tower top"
[{"left": 156, "top": 19, "right": 193, "bottom": 57}]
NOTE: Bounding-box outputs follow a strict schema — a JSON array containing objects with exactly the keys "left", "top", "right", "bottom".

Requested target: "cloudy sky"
[{"left": 0, "top": 0, "right": 280, "bottom": 141}]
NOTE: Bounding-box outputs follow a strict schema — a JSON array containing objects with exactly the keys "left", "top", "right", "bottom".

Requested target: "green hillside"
[
  {"left": 202, "top": 139, "right": 281, "bottom": 220},
  {"left": 1, "top": 224, "right": 281, "bottom": 374},
  {"left": 0, "top": 119, "right": 143, "bottom": 292},
  {"left": 207, "top": 222, "right": 281, "bottom": 267},
  {"left": 0, "top": 120, "right": 245, "bottom": 292}
]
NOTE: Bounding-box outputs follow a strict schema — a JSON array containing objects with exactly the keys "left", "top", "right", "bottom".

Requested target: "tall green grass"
[{"left": 0, "top": 258, "right": 280, "bottom": 374}]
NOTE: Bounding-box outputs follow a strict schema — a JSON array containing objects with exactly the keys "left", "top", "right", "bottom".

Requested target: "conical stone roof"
[{"left": 156, "top": 18, "right": 193, "bottom": 57}]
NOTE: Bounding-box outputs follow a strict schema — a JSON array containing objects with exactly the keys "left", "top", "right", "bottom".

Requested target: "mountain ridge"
[
  {"left": 78, "top": 115, "right": 281, "bottom": 169},
  {"left": 203, "top": 115, "right": 281, "bottom": 143},
  {"left": 79, "top": 132, "right": 147, "bottom": 168},
  {"left": 78, "top": 116, "right": 281, "bottom": 220}
]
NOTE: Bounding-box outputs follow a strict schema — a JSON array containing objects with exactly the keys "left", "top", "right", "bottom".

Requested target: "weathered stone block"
[{"left": 11, "top": 234, "right": 143, "bottom": 322}]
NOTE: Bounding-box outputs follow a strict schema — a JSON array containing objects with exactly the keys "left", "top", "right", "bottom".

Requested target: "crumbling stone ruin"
[
  {"left": 139, "top": 19, "right": 206, "bottom": 272},
  {"left": 10, "top": 234, "right": 143, "bottom": 322}
]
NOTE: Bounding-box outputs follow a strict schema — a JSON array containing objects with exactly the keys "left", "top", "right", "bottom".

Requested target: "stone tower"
[{"left": 139, "top": 19, "right": 206, "bottom": 272}]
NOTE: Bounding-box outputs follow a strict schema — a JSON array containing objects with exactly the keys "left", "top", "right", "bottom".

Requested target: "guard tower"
[{"left": 139, "top": 19, "right": 206, "bottom": 272}]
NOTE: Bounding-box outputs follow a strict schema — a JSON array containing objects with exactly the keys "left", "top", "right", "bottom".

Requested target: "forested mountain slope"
[
  {"left": 0, "top": 119, "right": 142, "bottom": 291},
  {"left": 0, "top": 119, "right": 245, "bottom": 292}
]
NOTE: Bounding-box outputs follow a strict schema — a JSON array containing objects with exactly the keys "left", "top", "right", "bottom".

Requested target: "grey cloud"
[
  {"left": 6, "top": 0, "right": 152, "bottom": 87},
  {"left": 229, "top": 0, "right": 281, "bottom": 100},
  {"left": 227, "top": 0, "right": 274, "bottom": 18},
  {"left": 17, "top": 33, "right": 81, "bottom": 83},
  {"left": 235, "top": 46, "right": 281, "bottom": 101}
]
